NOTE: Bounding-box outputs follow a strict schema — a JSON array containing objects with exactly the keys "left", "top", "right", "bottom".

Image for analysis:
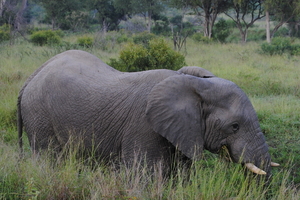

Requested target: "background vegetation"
[
  {"left": 0, "top": 33, "right": 300, "bottom": 199},
  {"left": 0, "top": 0, "right": 300, "bottom": 199}
]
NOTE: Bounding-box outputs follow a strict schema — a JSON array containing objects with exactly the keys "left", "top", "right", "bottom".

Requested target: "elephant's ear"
[
  {"left": 146, "top": 74, "right": 208, "bottom": 160},
  {"left": 178, "top": 66, "right": 215, "bottom": 78}
]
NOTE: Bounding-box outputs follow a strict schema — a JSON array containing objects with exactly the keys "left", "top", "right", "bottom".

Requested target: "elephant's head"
[{"left": 146, "top": 73, "right": 277, "bottom": 176}]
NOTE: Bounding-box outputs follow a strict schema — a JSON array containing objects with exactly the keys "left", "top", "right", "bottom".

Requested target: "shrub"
[
  {"left": 261, "top": 37, "right": 300, "bottom": 56},
  {"left": 0, "top": 30, "right": 10, "bottom": 42},
  {"left": 0, "top": 24, "right": 10, "bottom": 42},
  {"left": 110, "top": 43, "right": 149, "bottom": 71},
  {"left": 30, "top": 30, "right": 61, "bottom": 46},
  {"left": 116, "top": 33, "right": 129, "bottom": 44},
  {"left": 261, "top": 37, "right": 292, "bottom": 55},
  {"left": 273, "top": 27, "right": 289, "bottom": 37},
  {"left": 247, "top": 29, "right": 265, "bottom": 42},
  {"left": 109, "top": 38, "right": 186, "bottom": 72},
  {"left": 77, "top": 36, "right": 94, "bottom": 48},
  {"left": 191, "top": 33, "right": 213, "bottom": 43},
  {"left": 148, "top": 38, "right": 186, "bottom": 69},
  {"left": 290, "top": 44, "right": 300, "bottom": 56},
  {"left": 213, "top": 18, "right": 232, "bottom": 43},
  {"left": 133, "top": 31, "right": 157, "bottom": 47}
]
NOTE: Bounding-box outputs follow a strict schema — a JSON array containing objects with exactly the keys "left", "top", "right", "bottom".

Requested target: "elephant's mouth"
[{"left": 217, "top": 146, "right": 279, "bottom": 175}]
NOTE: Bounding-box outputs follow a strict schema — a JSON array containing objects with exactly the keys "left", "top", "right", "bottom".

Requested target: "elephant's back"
[
  {"left": 35, "top": 50, "right": 120, "bottom": 81},
  {"left": 21, "top": 50, "right": 121, "bottom": 105}
]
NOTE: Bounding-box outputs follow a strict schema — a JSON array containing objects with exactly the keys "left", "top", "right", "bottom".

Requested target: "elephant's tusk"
[
  {"left": 245, "top": 163, "right": 267, "bottom": 175},
  {"left": 271, "top": 162, "right": 280, "bottom": 167}
]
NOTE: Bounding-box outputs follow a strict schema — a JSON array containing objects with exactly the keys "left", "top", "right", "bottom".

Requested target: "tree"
[
  {"left": 264, "top": 0, "right": 300, "bottom": 41},
  {"left": 88, "top": 0, "right": 127, "bottom": 32},
  {"left": 115, "top": 0, "right": 164, "bottom": 33},
  {"left": 14, "top": 0, "right": 27, "bottom": 31},
  {"left": 167, "top": 0, "right": 231, "bottom": 38},
  {"left": 0, "top": 0, "right": 27, "bottom": 27},
  {"left": 35, "top": 0, "right": 84, "bottom": 30},
  {"left": 0, "top": 0, "right": 6, "bottom": 16},
  {"left": 224, "top": 0, "right": 265, "bottom": 43}
]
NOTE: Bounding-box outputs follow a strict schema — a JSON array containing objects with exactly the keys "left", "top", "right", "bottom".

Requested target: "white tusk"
[
  {"left": 245, "top": 163, "right": 267, "bottom": 175},
  {"left": 271, "top": 162, "right": 280, "bottom": 167}
]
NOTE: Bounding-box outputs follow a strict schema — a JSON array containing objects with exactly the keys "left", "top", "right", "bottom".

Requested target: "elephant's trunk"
[
  {"left": 246, "top": 151, "right": 271, "bottom": 177},
  {"left": 228, "top": 131, "right": 276, "bottom": 177}
]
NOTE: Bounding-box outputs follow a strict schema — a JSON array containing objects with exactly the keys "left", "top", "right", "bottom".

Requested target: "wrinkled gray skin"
[{"left": 18, "top": 50, "right": 271, "bottom": 175}]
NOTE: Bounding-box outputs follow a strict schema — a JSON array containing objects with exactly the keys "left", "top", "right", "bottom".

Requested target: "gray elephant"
[{"left": 18, "top": 50, "right": 278, "bottom": 176}]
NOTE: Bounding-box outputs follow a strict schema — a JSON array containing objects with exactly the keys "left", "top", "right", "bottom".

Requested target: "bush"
[
  {"left": 191, "top": 33, "right": 213, "bottom": 43},
  {"left": 213, "top": 18, "right": 232, "bottom": 43},
  {"left": 290, "top": 44, "right": 300, "bottom": 56},
  {"left": 110, "top": 43, "right": 149, "bottom": 71},
  {"left": 0, "top": 30, "right": 9, "bottom": 42},
  {"left": 261, "top": 37, "right": 292, "bottom": 55},
  {"left": 30, "top": 30, "right": 61, "bottom": 46},
  {"left": 247, "top": 29, "right": 265, "bottom": 42},
  {"left": 273, "top": 27, "right": 289, "bottom": 37},
  {"left": 109, "top": 38, "right": 186, "bottom": 72},
  {"left": 133, "top": 31, "right": 157, "bottom": 47},
  {"left": 147, "top": 38, "right": 186, "bottom": 69},
  {"left": 116, "top": 34, "right": 129, "bottom": 44},
  {"left": 77, "top": 36, "right": 94, "bottom": 48},
  {"left": 0, "top": 24, "right": 10, "bottom": 42}
]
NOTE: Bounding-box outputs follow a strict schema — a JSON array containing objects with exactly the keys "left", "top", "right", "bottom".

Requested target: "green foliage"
[
  {"left": 115, "top": 33, "right": 129, "bottom": 44},
  {"left": 148, "top": 38, "right": 186, "bottom": 69},
  {"left": 273, "top": 27, "right": 289, "bottom": 37},
  {"left": 110, "top": 43, "right": 149, "bottom": 71},
  {"left": 30, "top": 30, "right": 62, "bottom": 46},
  {"left": 261, "top": 37, "right": 300, "bottom": 55},
  {"left": 152, "top": 15, "right": 170, "bottom": 36},
  {"left": 255, "top": 95, "right": 300, "bottom": 183},
  {"left": 77, "top": 36, "right": 94, "bottom": 48},
  {"left": 169, "top": 15, "right": 195, "bottom": 37},
  {"left": 109, "top": 38, "right": 186, "bottom": 72},
  {"left": 0, "top": 24, "right": 10, "bottom": 42},
  {"left": 191, "top": 33, "right": 213, "bottom": 43},
  {"left": 132, "top": 31, "right": 157, "bottom": 47},
  {"left": 213, "top": 19, "right": 232, "bottom": 43},
  {"left": 0, "top": 142, "right": 298, "bottom": 199},
  {"left": 247, "top": 29, "right": 265, "bottom": 42},
  {"left": 37, "top": 0, "right": 85, "bottom": 30}
]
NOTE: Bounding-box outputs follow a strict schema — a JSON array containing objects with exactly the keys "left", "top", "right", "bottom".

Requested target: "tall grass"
[
  {"left": 0, "top": 35, "right": 300, "bottom": 198},
  {"left": 0, "top": 141, "right": 299, "bottom": 199}
]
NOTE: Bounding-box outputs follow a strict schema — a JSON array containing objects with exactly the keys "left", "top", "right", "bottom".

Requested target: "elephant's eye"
[{"left": 232, "top": 123, "right": 239, "bottom": 133}]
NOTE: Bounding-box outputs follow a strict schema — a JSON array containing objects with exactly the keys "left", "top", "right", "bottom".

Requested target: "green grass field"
[{"left": 0, "top": 35, "right": 299, "bottom": 199}]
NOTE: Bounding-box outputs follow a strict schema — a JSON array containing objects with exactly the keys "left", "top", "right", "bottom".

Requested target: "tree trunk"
[
  {"left": 52, "top": 18, "right": 55, "bottom": 30},
  {"left": 0, "top": 0, "right": 6, "bottom": 16},
  {"left": 237, "top": 25, "right": 248, "bottom": 44},
  {"left": 241, "top": 31, "right": 247, "bottom": 44},
  {"left": 15, "top": 0, "right": 27, "bottom": 31},
  {"left": 266, "top": 10, "right": 271, "bottom": 43},
  {"left": 204, "top": 13, "right": 210, "bottom": 38},
  {"left": 102, "top": 19, "right": 108, "bottom": 34},
  {"left": 147, "top": 10, "right": 152, "bottom": 33}
]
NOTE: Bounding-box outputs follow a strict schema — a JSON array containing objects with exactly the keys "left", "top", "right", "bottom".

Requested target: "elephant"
[{"left": 17, "top": 50, "right": 278, "bottom": 176}]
